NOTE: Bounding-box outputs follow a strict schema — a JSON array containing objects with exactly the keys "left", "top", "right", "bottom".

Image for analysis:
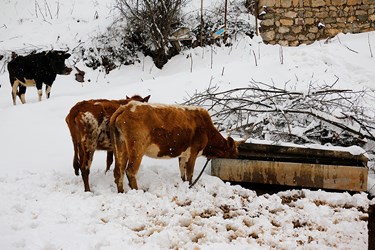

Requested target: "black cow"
[{"left": 7, "top": 50, "right": 72, "bottom": 105}]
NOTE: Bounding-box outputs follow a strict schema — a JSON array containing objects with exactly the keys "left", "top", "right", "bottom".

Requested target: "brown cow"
[
  {"left": 110, "top": 102, "right": 243, "bottom": 193},
  {"left": 65, "top": 95, "right": 151, "bottom": 192}
]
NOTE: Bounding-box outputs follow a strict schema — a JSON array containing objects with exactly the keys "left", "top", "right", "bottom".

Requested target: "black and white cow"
[{"left": 7, "top": 50, "right": 72, "bottom": 105}]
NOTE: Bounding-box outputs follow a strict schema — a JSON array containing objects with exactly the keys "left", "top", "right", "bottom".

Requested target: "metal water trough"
[{"left": 211, "top": 142, "right": 368, "bottom": 192}]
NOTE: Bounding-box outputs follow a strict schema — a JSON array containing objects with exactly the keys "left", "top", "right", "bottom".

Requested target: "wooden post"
[
  {"left": 255, "top": 0, "right": 259, "bottom": 36},
  {"left": 200, "top": 0, "right": 203, "bottom": 47},
  {"left": 224, "top": 0, "right": 228, "bottom": 42},
  {"left": 224, "top": 0, "right": 227, "bottom": 30},
  {"left": 369, "top": 204, "right": 375, "bottom": 250}
]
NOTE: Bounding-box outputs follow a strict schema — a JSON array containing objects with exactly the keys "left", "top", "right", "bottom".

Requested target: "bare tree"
[{"left": 115, "top": 0, "right": 188, "bottom": 68}]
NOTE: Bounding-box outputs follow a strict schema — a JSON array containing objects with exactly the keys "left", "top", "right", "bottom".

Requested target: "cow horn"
[
  {"left": 227, "top": 128, "right": 249, "bottom": 143},
  {"left": 233, "top": 129, "right": 250, "bottom": 146}
]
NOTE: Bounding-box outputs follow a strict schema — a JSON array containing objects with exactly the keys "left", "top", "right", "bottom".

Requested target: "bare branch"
[{"left": 182, "top": 80, "right": 375, "bottom": 147}]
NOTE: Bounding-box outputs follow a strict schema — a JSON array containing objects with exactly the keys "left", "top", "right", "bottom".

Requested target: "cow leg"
[
  {"left": 11, "top": 80, "right": 19, "bottom": 105},
  {"left": 18, "top": 85, "right": 27, "bottom": 104},
  {"left": 113, "top": 152, "right": 128, "bottom": 193},
  {"left": 178, "top": 157, "right": 188, "bottom": 181},
  {"left": 186, "top": 154, "right": 199, "bottom": 184},
  {"left": 125, "top": 157, "right": 142, "bottom": 190},
  {"left": 112, "top": 132, "right": 128, "bottom": 193},
  {"left": 73, "top": 148, "right": 80, "bottom": 176},
  {"left": 38, "top": 89, "right": 43, "bottom": 101},
  {"left": 67, "top": 116, "right": 81, "bottom": 176},
  {"left": 105, "top": 151, "right": 113, "bottom": 174},
  {"left": 45, "top": 85, "right": 52, "bottom": 99},
  {"left": 80, "top": 150, "right": 94, "bottom": 192},
  {"left": 81, "top": 167, "right": 91, "bottom": 192}
]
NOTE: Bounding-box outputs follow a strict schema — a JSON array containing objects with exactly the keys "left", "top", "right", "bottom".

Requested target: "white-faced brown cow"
[
  {"left": 110, "top": 102, "right": 243, "bottom": 193},
  {"left": 65, "top": 95, "right": 150, "bottom": 192}
]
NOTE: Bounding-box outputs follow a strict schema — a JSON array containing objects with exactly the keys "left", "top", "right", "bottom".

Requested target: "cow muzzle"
[{"left": 62, "top": 66, "right": 73, "bottom": 75}]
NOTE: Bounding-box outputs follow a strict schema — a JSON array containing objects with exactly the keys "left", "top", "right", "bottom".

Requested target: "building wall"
[{"left": 258, "top": 0, "right": 375, "bottom": 46}]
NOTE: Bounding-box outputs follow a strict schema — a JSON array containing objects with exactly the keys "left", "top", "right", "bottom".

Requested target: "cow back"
[{"left": 111, "top": 102, "right": 237, "bottom": 159}]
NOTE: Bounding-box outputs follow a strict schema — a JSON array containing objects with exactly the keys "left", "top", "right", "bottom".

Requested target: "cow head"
[
  {"left": 204, "top": 136, "right": 248, "bottom": 159},
  {"left": 126, "top": 94, "right": 151, "bottom": 102},
  {"left": 227, "top": 137, "right": 239, "bottom": 158},
  {"left": 47, "top": 50, "right": 72, "bottom": 75},
  {"left": 203, "top": 136, "right": 237, "bottom": 159}
]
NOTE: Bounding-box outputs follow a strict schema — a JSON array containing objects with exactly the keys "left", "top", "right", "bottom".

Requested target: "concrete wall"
[{"left": 258, "top": 0, "right": 375, "bottom": 46}]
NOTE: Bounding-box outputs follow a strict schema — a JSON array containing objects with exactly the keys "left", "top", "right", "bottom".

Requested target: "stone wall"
[{"left": 258, "top": 0, "right": 375, "bottom": 46}]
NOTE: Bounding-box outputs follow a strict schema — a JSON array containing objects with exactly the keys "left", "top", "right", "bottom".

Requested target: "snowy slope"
[{"left": 0, "top": 0, "right": 374, "bottom": 249}]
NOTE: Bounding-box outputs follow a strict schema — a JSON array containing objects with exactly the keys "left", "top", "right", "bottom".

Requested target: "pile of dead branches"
[{"left": 182, "top": 79, "right": 375, "bottom": 148}]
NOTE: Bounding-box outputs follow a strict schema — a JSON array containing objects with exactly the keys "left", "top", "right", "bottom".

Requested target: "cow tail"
[
  {"left": 109, "top": 109, "right": 121, "bottom": 154},
  {"left": 66, "top": 114, "right": 80, "bottom": 175},
  {"left": 109, "top": 107, "right": 128, "bottom": 165}
]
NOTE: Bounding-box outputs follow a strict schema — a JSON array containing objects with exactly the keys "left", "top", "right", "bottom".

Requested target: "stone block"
[
  {"left": 336, "top": 17, "right": 346, "bottom": 23},
  {"left": 303, "top": 0, "right": 311, "bottom": 6},
  {"left": 358, "top": 23, "right": 371, "bottom": 29},
  {"left": 311, "top": 0, "right": 326, "bottom": 7},
  {"left": 289, "top": 40, "right": 300, "bottom": 46},
  {"left": 264, "top": 13, "right": 277, "bottom": 19},
  {"left": 309, "top": 26, "right": 319, "bottom": 33},
  {"left": 295, "top": 18, "right": 305, "bottom": 25},
  {"left": 355, "top": 10, "right": 368, "bottom": 16},
  {"left": 325, "top": 28, "right": 341, "bottom": 36},
  {"left": 370, "top": 14, "right": 375, "bottom": 21},
  {"left": 329, "top": 11, "right": 338, "bottom": 17},
  {"left": 261, "top": 30, "right": 276, "bottom": 41},
  {"left": 357, "top": 15, "right": 369, "bottom": 22},
  {"left": 329, "top": 6, "right": 338, "bottom": 11},
  {"left": 284, "top": 11, "right": 298, "bottom": 18},
  {"left": 307, "top": 33, "right": 316, "bottom": 40},
  {"left": 279, "top": 40, "right": 289, "bottom": 46},
  {"left": 347, "top": 0, "right": 360, "bottom": 5},
  {"left": 316, "top": 12, "right": 329, "bottom": 18},
  {"left": 292, "top": 0, "right": 301, "bottom": 7},
  {"left": 259, "top": 0, "right": 276, "bottom": 6},
  {"left": 279, "top": 26, "right": 290, "bottom": 33},
  {"left": 280, "top": 18, "right": 294, "bottom": 26},
  {"left": 304, "top": 11, "right": 314, "bottom": 17},
  {"left": 266, "top": 40, "right": 277, "bottom": 45},
  {"left": 347, "top": 16, "right": 356, "bottom": 22},
  {"left": 331, "top": 0, "right": 345, "bottom": 5},
  {"left": 261, "top": 18, "right": 275, "bottom": 26},
  {"left": 305, "top": 17, "right": 315, "bottom": 24},
  {"left": 280, "top": 0, "right": 292, "bottom": 7},
  {"left": 284, "top": 34, "right": 297, "bottom": 40},
  {"left": 344, "top": 6, "right": 354, "bottom": 15},
  {"left": 298, "top": 34, "right": 308, "bottom": 40},
  {"left": 304, "top": 40, "right": 315, "bottom": 45},
  {"left": 292, "top": 26, "right": 303, "bottom": 33},
  {"left": 324, "top": 17, "right": 337, "bottom": 23}
]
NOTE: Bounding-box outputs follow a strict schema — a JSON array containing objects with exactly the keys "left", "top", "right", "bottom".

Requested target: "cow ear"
[
  {"left": 143, "top": 95, "right": 151, "bottom": 102},
  {"left": 64, "top": 53, "right": 71, "bottom": 59},
  {"left": 126, "top": 95, "right": 130, "bottom": 99},
  {"left": 227, "top": 137, "right": 235, "bottom": 148}
]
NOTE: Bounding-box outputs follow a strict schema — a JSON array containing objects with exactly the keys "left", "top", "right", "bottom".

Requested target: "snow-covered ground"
[{"left": 0, "top": 0, "right": 374, "bottom": 249}]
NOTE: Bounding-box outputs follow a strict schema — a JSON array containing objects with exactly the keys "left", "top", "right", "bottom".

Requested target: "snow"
[{"left": 0, "top": 0, "right": 374, "bottom": 249}]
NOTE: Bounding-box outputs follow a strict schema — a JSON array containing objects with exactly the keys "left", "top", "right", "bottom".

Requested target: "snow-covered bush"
[
  {"left": 114, "top": 0, "right": 188, "bottom": 68},
  {"left": 75, "top": 21, "right": 140, "bottom": 74}
]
